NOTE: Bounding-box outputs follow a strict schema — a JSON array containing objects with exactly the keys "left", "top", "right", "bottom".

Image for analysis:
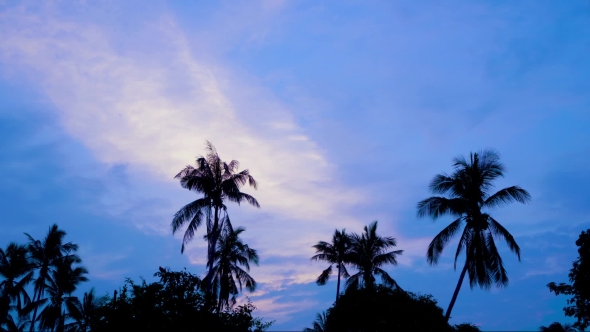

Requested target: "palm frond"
[
  {"left": 484, "top": 186, "right": 531, "bottom": 208},
  {"left": 486, "top": 215, "right": 521, "bottom": 260},
  {"left": 417, "top": 197, "right": 464, "bottom": 219},
  {"left": 426, "top": 217, "right": 463, "bottom": 265}
]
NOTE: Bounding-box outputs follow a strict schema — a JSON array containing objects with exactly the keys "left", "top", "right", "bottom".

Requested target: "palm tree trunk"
[
  {"left": 205, "top": 206, "right": 220, "bottom": 290},
  {"left": 445, "top": 261, "right": 468, "bottom": 322},
  {"left": 336, "top": 264, "right": 341, "bottom": 305}
]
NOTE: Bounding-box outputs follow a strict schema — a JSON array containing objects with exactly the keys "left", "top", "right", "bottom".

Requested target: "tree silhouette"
[
  {"left": 25, "top": 224, "right": 79, "bottom": 332},
  {"left": 34, "top": 255, "right": 88, "bottom": 332},
  {"left": 0, "top": 243, "right": 33, "bottom": 315},
  {"left": 209, "top": 227, "right": 258, "bottom": 312},
  {"left": 171, "top": 141, "right": 259, "bottom": 288},
  {"left": 303, "top": 310, "right": 328, "bottom": 332},
  {"left": 548, "top": 229, "right": 590, "bottom": 330},
  {"left": 67, "top": 288, "right": 103, "bottom": 332},
  {"left": 310, "top": 229, "right": 351, "bottom": 304},
  {"left": 539, "top": 322, "right": 578, "bottom": 332},
  {"left": 417, "top": 150, "right": 530, "bottom": 321},
  {"left": 345, "top": 221, "right": 403, "bottom": 290}
]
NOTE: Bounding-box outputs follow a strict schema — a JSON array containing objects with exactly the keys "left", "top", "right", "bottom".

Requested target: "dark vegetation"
[{"left": 0, "top": 143, "right": 586, "bottom": 331}]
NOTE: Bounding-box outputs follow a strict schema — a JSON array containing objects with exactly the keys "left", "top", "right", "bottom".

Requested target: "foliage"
[
  {"left": 454, "top": 323, "right": 482, "bottom": 332},
  {"left": 90, "top": 267, "right": 272, "bottom": 332},
  {"left": 171, "top": 141, "right": 260, "bottom": 287},
  {"left": 303, "top": 311, "right": 328, "bottom": 332},
  {"left": 310, "top": 229, "right": 351, "bottom": 303},
  {"left": 319, "top": 285, "right": 453, "bottom": 332},
  {"left": 345, "top": 221, "right": 403, "bottom": 290},
  {"left": 417, "top": 149, "right": 530, "bottom": 319},
  {"left": 539, "top": 322, "right": 579, "bottom": 331},
  {"left": 548, "top": 229, "right": 590, "bottom": 330},
  {"left": 210, "top": 227, "right": 259, "bottom": 312}
]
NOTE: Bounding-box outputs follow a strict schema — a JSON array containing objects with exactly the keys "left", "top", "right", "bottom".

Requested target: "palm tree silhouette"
[
  {"left": 25, "top": 224, "right": 79, "bottom": 332},
  {"left": 67, "top": 288, "right": 102, "bottom": 332},
  {"left": 345, "top": 221, "right": 403, "bottom": 290},
  {"left": 540, "top": 322, "right": 578, "bottom": 331},
  {"left": 303, "top": 310, "right": 329, "bottom": 332},
  {"left": 209, "top": 227, "right": 258, "bottom": 312},
  {"left": 0, "top": 243, "right": 33, "bottom": 315},
  {"left": 172, "top": 141, "right": 259, "bottom": 287},
  {"left": 35, "top": 255, "right": 88, "bottom": 332},
  {"left": 311, "top": 229, "right": 351, "bottom": 304},
  {"left": 417, "top": 149, "right": 530, "bottom": 321}
]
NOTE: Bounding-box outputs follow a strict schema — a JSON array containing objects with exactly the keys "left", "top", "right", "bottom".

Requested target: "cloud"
[{"left": 0, "top": 2, "right": 369, "bottom": 321}]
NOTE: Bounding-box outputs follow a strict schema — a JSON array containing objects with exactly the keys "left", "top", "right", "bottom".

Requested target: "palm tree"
[
  {"left": 540, "top": 322, "right": 578, "bottom": 332},
  {"left": 417, "top": 149, "right": 531, "bottom": 321},
  {"left": 303, "top": 310, "right": 329, "bottom": 332},
  {"left": 345, "top": 221, "right": 403, "bottom": 290},
  {"left": 310, "top": 229, "right": 351, "bottom": 304},
  {"left": 35, "top": 255, "right": 88, "bottom": 332},
  {"left": 0, "top": 243, "right": 33, "bottom": 314},
  {"left": 25, "top": 224, "right": 79, "bottom": 332},
  {"left": 209, "top": 227, "right": 258, "bottom": 312},
  {"left": 66, "top": 288, "right": 101, "bottom": 332},
  {"left": 171, "top": 141, "right": 259, "bottom": 286},
  {"left": 1, "top": 314, "right": 30, "bottom": 332}
]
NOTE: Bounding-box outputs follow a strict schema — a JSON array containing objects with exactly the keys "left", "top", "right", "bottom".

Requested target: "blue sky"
[{"left": 1, "top": 0, "right": 589, "bottom": 330}]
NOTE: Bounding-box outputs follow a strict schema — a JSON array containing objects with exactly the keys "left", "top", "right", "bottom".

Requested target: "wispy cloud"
[{"left": 0, "top": 2, "right": 370, "bottom": 322}]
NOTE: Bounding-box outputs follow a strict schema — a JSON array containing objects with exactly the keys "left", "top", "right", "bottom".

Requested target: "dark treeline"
[
  {"left": 0, "top": 225, "right": 273, "bottom": 331},
  {"left": 1, "top": 143, "right": 588, "bottom": 331}
]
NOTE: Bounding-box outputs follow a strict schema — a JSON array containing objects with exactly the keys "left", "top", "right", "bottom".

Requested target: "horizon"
[{"left": 1, "top": 1, "right": 589, "bottom": 330}]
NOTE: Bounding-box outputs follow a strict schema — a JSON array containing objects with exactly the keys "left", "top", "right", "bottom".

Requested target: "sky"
[{"left": 0, "top": 0, "right": 589, "bottom": 330}]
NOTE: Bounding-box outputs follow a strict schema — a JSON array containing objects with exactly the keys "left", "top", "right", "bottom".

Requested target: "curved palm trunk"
[
  {"left": 336, "top": 263, "right": 341, "bottom": 305},
  {"left": 445, "top": 261, "right": 468, "bottom": 322}
]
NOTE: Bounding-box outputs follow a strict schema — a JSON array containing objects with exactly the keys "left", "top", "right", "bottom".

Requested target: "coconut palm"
[
  {"left": 35, "top": 255, "right": 88, "bottom": 332},
  {"left": 0, "top": 243, "right": 33, "bottom": 313},
  {"left": 303, "top": 310, "right": 329, "bottom": 332},
  {"left": 417, "top": 149, "right": 531, "bottom": 321},
  {"left": 311, "top": 229, "right": 351, "bottom": 304},
  {"left": 171, "top": 142, "right": 259, "bottom": 285},
  {"left": 1, "top": 314, "right": 30, "bottom": 332},
  {"left": 66, "top": 288, "right": 101, "bottom": 332},
  {"left": 25, "top": 224, "right": 79, "bottom": 332},
  {"left": 345, "top": 221, "right": 403, "bottom": 290},
  {"left": 209, "top": 227, "right": 258, "bottom": 312},
  {"left": 540, "top": 322, "right": 578, "bottom": 332}
]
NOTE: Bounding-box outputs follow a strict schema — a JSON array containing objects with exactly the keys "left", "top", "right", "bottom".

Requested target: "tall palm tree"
[
  {"left": 209, "top": 227, "right": 258, "bottom": 312},
  {"left": 25, "top": 224, "right": 79, "bottom": 332},
  {"left": 310, "top": 229, "right": 351, "bottom": 304},
  {"left": 0, "top": 243, "right": 33, "bottom": 314},
  {"left": 171, "top": 141, "right": 259, "bottom": 286},
  {"left": 35, "top": 255, "right": 88, "bottom": 332},
  {"left": 540, "top": 322, "right": 578, "bottom": 332},
  {"left": 345, "top": 221, "right": 403, "bottom": 290},
  {"left": 303, "top": 310, "right": 329, "bottom": 332},
  {"left": 417, "top": 149, "right": 531, "bottom": 321}
]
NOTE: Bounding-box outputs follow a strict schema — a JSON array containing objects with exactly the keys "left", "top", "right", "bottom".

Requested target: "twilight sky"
[{"left": 1, "top": 0, "right": 590, "bottom": 330}]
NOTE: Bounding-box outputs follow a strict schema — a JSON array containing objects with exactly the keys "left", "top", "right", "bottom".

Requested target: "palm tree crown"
[
  {"left": 171, "top": 142, "right": 259, "bottom": 282},
  {"left": 25, "top": 224, "right": 79, "bottom": 332},
  {"left": 0, "top": 243, "right": 33, "bottom": 313},
  {"left": 209, "top": 227, "right": 259, "bottom": 311},
  {"left": 311, "top": 229, "right": 351, "bottom": 304},
  {"left": 417, "top": 149, "right": 530, "bottom": 320},
  {"left": 36, "top": 255, "right": 88, "bottom": 332},
  {"left": 345, "top": 221, "right": 403, "bottom": 290}
]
